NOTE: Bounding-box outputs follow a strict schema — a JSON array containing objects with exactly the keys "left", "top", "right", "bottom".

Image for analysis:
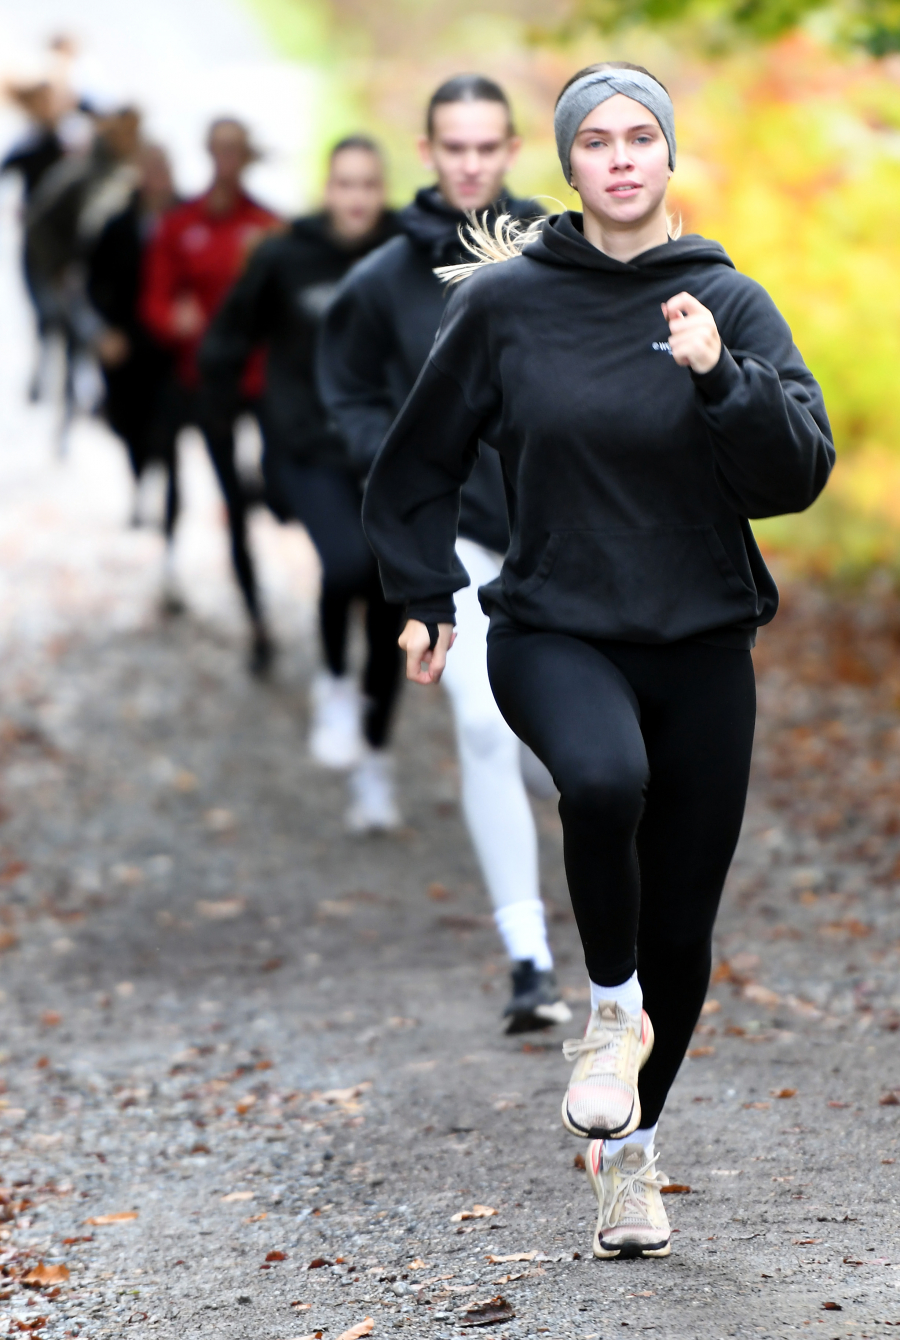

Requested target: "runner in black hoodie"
[
  {"left": 201, "top": 137, "right": 402, "bottom": 830},
  {"left": 320, "top": 75, "right": 572, "bottom": 1033},
  {"left": 362, "top": 62, "right": 834, "bottom": 1258}
]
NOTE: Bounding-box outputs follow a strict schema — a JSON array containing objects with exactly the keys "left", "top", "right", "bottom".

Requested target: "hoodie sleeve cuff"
[
  {"left": 691, "top": 345, "right": 743, "bottom": 404},
  {"left": 405, "top": 597, "right": 457, "bottom": 627}
]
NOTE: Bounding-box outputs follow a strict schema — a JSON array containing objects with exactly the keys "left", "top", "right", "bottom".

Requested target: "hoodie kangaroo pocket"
[{"left": 508, "top": 524, "right": 758, "bottom": 642}]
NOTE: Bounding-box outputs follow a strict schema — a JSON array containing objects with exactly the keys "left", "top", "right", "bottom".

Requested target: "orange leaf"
[
  {"left": 687, "top": 1046, "right": 715, "bottom": 1059},
  {"left": 450, "top": 1204, "right": 497, "bottom": 1222},
  {"left": 335, "top": 1319, "right": 374, "bottom": 1340},
  {"left": 771, "top": 1088, "right": 797, "bottom": 1099},
  {"left": 84, "top": 1212, "right": 138, "bottom": 1225},
  {"left": 879, "top": 1092, "right": 900, "bottom": 1106},
  {"left": 572, "top": 1153, "right": 585, "bottom": 1171},
  {"left": 22, "top": 1263, "right": 69, "bottom": 1286},
  {"left": 0, "top": 931, "right": 19, "bottom": 953},
  {"left": 265, "top": 1250, "right": 287, "bottom": 1262},
  {"left": 660, "top": 1184, "right": 692, "bottom": 1194}
]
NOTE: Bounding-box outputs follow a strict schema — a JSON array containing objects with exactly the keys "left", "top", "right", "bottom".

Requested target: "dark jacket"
[
  {"left": 362, "top": 212, "right": 834, "bottom": 648},
  {"left": 87, "top": 195, "right": 174, "bottom": 443},
  {"left": 318, "top": 187, "right": 540, "bottom": 554},
  {"left": 199, "top": 211, "right": 398, "bottom": 472}
]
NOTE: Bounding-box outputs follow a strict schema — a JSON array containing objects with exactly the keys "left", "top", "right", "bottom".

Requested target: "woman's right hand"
[{"left": 399, "top": 619, "right": 455, "bottom": 685}]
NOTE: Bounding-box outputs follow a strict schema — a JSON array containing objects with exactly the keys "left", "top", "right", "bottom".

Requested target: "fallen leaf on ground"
[
  {"left": 427, "top": 882, "right": 450, "bottom": 900},
  {"left": 744, "top": 1101, "right": 770, "bottom": 1110},
  {"left": 660, "top": 1184, "right": 692, "bottom": 1195},
  {"left": 22, "top": 1263, "right": 69, "bottom": 1286},
  {"left": 290, "top": 1301, "right": 312, "bottom": 1308},
  {"left": 486, "top": 1252, "right": 537, "bottom": 1264},
  {"left": 743, "top": 983, "right": 782, "bottom": 1008},
  {"left": 0, "top": 931, "right": 18, "bottom": 952},
  {"left": 236, "top": 1095, "right": 257, "bottom": 1115},
  {"left": 879, "top": 1092, "right": 899, "bottom": 1106},
  {"left": 335, "top": 1320, "right": 374, "bottom": 1340},
  {"left": 245, "top": 1213, "right": 267, "bottom": 1223},
  {"left": 459, "top": 1295, "right": 514, "bottom": 1325},
  {"left": 687, "top": 1046, "right": 715, "bottom": 1058},
  {"left": 319, "top": 1083, "right": 372, "bottom": 1104},
  {"left": 265, "top": 1250, "right": 287, "bottom": 1262},
  {"left": 84, "top": 1212, "right": 138, "bottom": 1225},
  {"left": 407, "top": 1258, "right": 429, "bottom": 1269},
  {"left": 10, "top": 1316, "right": 47, "bottom": 1331},
  {"left": 827, "top": 1101, "right": 849, "bottom": 1108},
  {"left": 196, "top": 898, "right": 245, "bottom": 920},
  {"left": 793, "top": 1238, "right": 821, "bottom": 1245},
  {"left": 204, "top": 808, "right": 235, "bottom": 832},
  {"left": 307, "top": 1256, "right": 332, "bottom": 1269},
  {"left": 701, "top": 999, "right": 721, "bottom": 1015},
  {"left": 573, "top": 1153, "right": 585, "bottom": 1170},
  {"left": 221, "top": 1191, "right": 254, "bottom": 1203},
  {"left": 39, "top": 1011, "right": 61, "bottom": 1027},
  {"left": 771, "top": 1088, "right": 797, "bottom": 1099},
  {"left": 451, "top": 1205, "right": 498, "bottom": 1222},
  {"left": 822, "top": 1301, "right": 842, "bottom": 1311}
]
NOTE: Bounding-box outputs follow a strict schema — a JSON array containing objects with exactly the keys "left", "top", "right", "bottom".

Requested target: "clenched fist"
[{"left": 662, "top": 291, "right": 722, "bottom": 374}]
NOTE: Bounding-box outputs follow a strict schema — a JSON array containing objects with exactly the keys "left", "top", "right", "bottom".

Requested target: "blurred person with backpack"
[{"left": 140, "top": 118, "right": 280, "bottom": 674}]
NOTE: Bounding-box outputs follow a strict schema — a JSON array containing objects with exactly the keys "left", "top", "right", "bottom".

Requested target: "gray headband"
[{"left": 554, "top": 69, "right": 676, "bottom": 185}]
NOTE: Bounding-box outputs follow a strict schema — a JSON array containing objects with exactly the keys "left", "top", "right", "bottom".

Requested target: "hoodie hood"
[
  {"left": 398, "top": 186, "right": 536, "bottom": 266},
  {"left": 524, "top": 210, "right": 734, "bottom": 275}
]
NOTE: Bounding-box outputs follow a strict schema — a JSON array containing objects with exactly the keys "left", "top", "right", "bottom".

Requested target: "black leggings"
[
  {"left": 267, "top": 460, "right": 403, "bottom": 749},
  {"left": 487, "top": 619, "right": 756, "bottom": 1127},
  {"left": 202, "top": 407, "right": 263, "bottom": 625}
]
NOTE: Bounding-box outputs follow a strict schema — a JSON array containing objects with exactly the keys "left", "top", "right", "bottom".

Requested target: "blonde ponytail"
[{"left": 435, "top": 211, "right": 544, "bottom": 286}]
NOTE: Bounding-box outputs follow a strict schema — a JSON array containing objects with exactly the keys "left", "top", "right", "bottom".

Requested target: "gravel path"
[{"left": 0, "top": 265, "right": 898, "bottom": 1340}]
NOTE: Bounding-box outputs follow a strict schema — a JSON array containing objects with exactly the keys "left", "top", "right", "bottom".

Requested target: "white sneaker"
[
  {"left": 587, "top": 1140, "right": 672, "bottom": 1258},
  {"left": 345, "top": 750, "right": 401, "bottom": 833},
  {"left": 309, "top": 673, "right": 362, "bottom": 769}
]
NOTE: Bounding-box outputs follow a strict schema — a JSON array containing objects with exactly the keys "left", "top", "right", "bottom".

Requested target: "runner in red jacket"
[{"left": 141, "top": 117, "right": 280, "bottom": 673}]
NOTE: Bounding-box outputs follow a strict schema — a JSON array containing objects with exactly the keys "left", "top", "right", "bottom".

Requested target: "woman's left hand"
[{"left": 662, "top": 292, "right": 722, "bottom": 374}]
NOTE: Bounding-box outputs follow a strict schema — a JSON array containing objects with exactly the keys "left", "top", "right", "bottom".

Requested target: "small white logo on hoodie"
[{"left": 651, "top": 340, "right": 673, "bottom": 355}]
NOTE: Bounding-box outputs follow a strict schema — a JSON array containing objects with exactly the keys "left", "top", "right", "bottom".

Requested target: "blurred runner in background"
[
  {"left": 1, "top": 80, "right": 66, "bottom": 388},
  {"left": 17, "top": 101, "right": 141, "bottom": 441},
  {"left": 87, "top": 142, "right": 182, "bottom": 609},
  {"left": 319, "top": 75, "right": 570, "bottom": 1030},
  {"left": 201, "top": 137, "right": 402, "bottom": 829},
  {"left": 140, "top": 118, "right": 280, "bottom": 674}
]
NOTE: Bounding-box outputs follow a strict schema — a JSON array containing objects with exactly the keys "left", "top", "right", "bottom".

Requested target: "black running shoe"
[{"left": 503, "top": 960, "right": 572, "bottom": 1034}]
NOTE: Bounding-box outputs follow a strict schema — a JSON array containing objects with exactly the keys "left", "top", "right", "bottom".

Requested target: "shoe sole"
[
  {"left": 593, "top": 1237, "right": 671, "bottom": 1259},
  {"left": 561, "top": 1013, "right": 655, "bottom": 1139}
]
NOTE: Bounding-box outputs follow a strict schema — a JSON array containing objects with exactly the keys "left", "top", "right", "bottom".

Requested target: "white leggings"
[{"left": 440, "top": 538, "right": 540, "bottom": 912}]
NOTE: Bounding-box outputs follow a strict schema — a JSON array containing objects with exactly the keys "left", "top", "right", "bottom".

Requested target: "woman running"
[
  {"left": 362, "top": 61, "right": 833, "bottom": 1258},
  {"left": 201, "top": 137, "right": 402, "bottom": 830},
  {"left": 140, "top": 118, "right": 280, "bottom": 675},
  {"left": 88, "top": 143, "right": 181, "bottom": 604}
]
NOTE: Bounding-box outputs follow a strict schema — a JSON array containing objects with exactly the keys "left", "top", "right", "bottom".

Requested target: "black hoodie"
[
  {"left": 199, "top": 211, "right": 398, "bottom": 475},
  {"left": 318, "top": 187, "right": 539, "bottom": 554},
  {"left": 362, "top": 212, "right": 834, "bottom": 648}
]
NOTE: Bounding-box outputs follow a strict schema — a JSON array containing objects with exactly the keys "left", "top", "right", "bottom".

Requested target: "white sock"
[
  {"left": 603, "top": 1122, "right": 658, "bottom": 1161},
  {"left": 494, "top": 899, "right": 553, "bottom": 972},
  {"left": 590, "top": 970, "right": 643, "bottom": 1017}
]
